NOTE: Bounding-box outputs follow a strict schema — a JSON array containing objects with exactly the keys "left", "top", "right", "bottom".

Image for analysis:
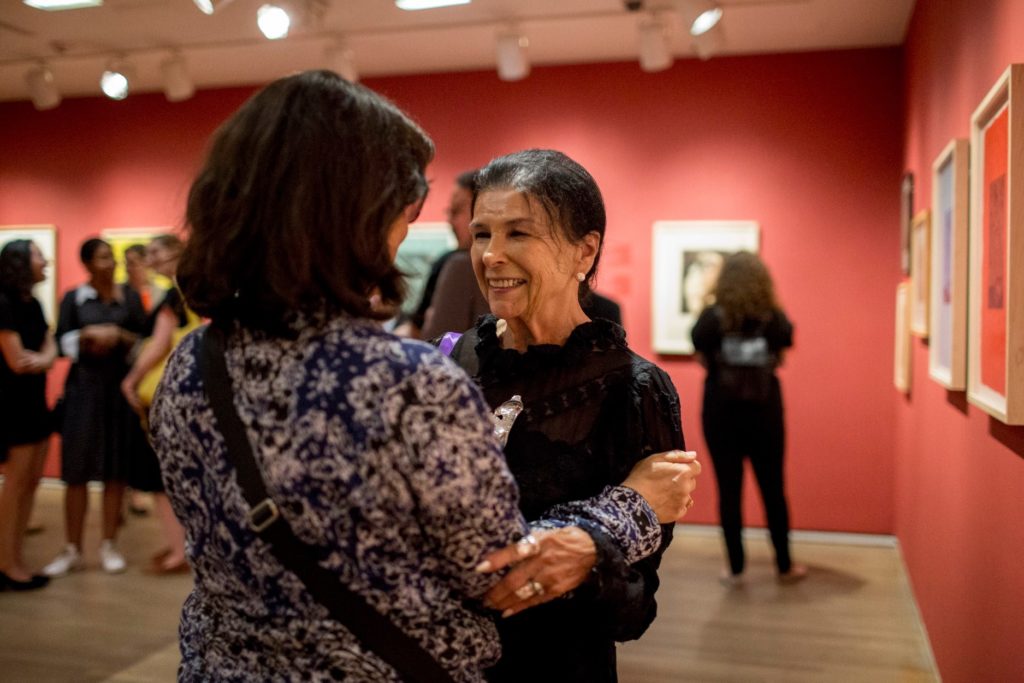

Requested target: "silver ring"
[
  {"left": 515, "top": 534, "right": 539, "bottom": 558},
  {"left": 529, "top": 579, "right": 545, "bottom": 596},
  {"left": 515, "top": 583, "right": 535, "bottom": 600}
]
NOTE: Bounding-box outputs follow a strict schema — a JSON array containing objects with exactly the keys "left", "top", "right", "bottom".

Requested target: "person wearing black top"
[
  {"left": 445, "top": 149, "right": 700, "bottom": 683},
  {"left": 0, "top": 240, "right": 56, "bottom": 591},
  {"left": 691, "top": 251, "right": 806, "bottom": 585},
  {"left": 42, "top": 238, "right": 147, "bottom": 578},
  {"left": 408, "top": 169, "right": 477, "bottom": 337}
]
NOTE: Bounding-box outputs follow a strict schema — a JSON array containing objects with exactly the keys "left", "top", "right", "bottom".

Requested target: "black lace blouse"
[{"left": 453, "top": 315, "right": 686, "bottom": 683}]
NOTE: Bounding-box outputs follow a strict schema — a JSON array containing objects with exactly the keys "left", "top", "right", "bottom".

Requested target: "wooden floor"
[{"left": 1, "top": 486, "right": 937, "bottom": 682}]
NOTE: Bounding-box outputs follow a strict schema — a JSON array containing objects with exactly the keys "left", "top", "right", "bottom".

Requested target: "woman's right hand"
[
  {"left": 80, "top": 324, "right": 121, "bottom": 355},
  {"left": 121, "top": 373, "right": 143, "bottom": 414},
  {"left": 621, "top": 450, "right": 701, "bottom": 522}
]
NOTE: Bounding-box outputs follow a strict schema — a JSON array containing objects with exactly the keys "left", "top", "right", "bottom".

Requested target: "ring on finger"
[
  {"left": 529, "top": 579, "right": 545, "bottom": 596},
  {"left": 515, "top": 534, "right": 539, "bottom": 558}
]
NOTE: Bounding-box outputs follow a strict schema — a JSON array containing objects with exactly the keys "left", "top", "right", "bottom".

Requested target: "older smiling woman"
[{"left": 441, "top": 149, "right": 696, "bottom": 683}]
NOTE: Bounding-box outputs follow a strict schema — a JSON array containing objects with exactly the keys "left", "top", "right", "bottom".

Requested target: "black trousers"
[{"left": 702, "top": 395, "right": 792, "bottom": 574}]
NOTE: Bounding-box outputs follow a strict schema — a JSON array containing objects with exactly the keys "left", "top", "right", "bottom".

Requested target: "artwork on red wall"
[
  {"left": 0, "top": 225, "right": 58, "bottom": 327},
  {"left": 929, "top": 139, "right": 969, "bottom": 391},
  {"left": 900, "top": 172, "right": 914, "bottom": 276},
  {"left": 968, "top": 64, "right": 1024, "bottom": 424},
  {"left": 894, "top": 281, "right": 911, "bottom": 395},
  {"left": 651, "top": 220, "right": 759, "bottom": 355},
  {"left": 909, "top": 210, "right": 931, "bottom": 338}
]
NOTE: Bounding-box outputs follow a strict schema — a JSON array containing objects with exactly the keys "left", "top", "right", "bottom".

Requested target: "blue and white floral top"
[{"left": 150, "top": 314, "right": 661, "bottom": 682}]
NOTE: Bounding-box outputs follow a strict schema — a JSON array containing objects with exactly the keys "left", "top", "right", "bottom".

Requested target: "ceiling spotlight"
[
  {"left": 326, "top": 42, "right": 358, "bottom": 82},
  {"left": 100, "top": 59, "right": 133, "bottom": 100},
  {"left": 637, "top": 14, "right": 672, "bottom": 73},
  {"left": 25, "top": 64, "right": 61, "bottom": 110},
  {"left": 161, "top": 53, "right": 195, "bottom": 102},
  {"left": 395, "top": 0, "right": 470, "bottom": 9},
  {"left": 496, "top": 30, "right": 529, "bottom": 82},
  {"left": 193, "top": 0, "right": 235, "bottom": 14},
  {"left": 691, "top": 21, "right": 723, "bottom": 60},
  {"left": 23, "top": 0, "right": 102, "bottom": 10},
  {"left": 257, "top": 4, "right": 291, "bottom": 40},
  {"left": 678, "top": 0, "right": 722, "bottom": 37}
]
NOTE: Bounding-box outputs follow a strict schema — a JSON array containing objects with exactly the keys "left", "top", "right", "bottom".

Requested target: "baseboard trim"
[{"left": 678, "top": 522, "right": 898, "bottom": 548}]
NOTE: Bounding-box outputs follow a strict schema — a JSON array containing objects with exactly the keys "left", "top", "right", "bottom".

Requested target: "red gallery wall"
[
  {"left": 898, "top": 1, "right": 1024, "bottom": 681},
  {"left": 0, "top": 51, "right": 902, "bottom": 532}
]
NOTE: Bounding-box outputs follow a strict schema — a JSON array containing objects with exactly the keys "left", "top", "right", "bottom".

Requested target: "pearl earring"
[{"left": 575, "top": 272, "right": 586, "bottom": 283}]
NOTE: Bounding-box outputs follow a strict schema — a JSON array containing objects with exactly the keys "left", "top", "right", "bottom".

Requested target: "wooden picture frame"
[
  {"left": 894, "top": 281, "right": 911, "bottom": 394},
  {"left": 0, "top": 225, "right": 58, "bottom": 327},
  {"left": 909, "top": 210, "right": 931, "bottom": 338},
  {"left": 968, "top": 64, "right": 1024, "bottom": 424},
  {"left": 900, "top": 172, "right": 914, "bottom": 276},
  {"left": 651, "top": 220, "right": 760, "bottom": 355},
  {"left": 929, "top": 139, "right": 969, "bottom": 390}
]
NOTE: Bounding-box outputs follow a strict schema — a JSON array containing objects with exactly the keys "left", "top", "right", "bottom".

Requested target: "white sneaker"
[
  {"left": 99, "top": 540, "right": 126, "bottom": 574},
  {"left": 43, "top": 544, "right": 83, "bottom": 577}
]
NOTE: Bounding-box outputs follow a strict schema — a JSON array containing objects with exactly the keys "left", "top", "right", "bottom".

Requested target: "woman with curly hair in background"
[{"left": 692, "top": 251, "right": 806, "bottom": 586}]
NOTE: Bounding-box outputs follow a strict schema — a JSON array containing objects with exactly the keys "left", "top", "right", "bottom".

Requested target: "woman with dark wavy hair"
[
  {"left": 0, "top": 239, "right": 56, "bottom": 591},
  {"left": 691, "top": 250, "right": 806, "bottom": 586}
]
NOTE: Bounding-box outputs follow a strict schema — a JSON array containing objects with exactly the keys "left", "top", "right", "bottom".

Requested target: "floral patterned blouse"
[{"left": 150, "top": 314, "right": 661, "bottom": 682}]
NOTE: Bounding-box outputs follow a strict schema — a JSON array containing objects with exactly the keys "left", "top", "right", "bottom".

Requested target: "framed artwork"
[
  {"left": 894, "top": 281, "right": 911, "bottom": 394},
  {"left": 900, "top": 172, "right": 914, "bottom": 276},
  {"left": 651, "top": 220, "right": 760, "bottom": 355},
  {"left": 909, "top": 210, "right": 931, "bottom": 337},
  {"left": 394, "top": 222, "right": 456, "bottom": 317},
  {"left": 929, "top": 139, "right": 969, "bottom": 390},
  {"left": 0, "top": 225, "right": 58, "bottom": 327},
  {"left": 100, "top": 228, "right": 175, "bottom": 291},
  {"left": 968, "top": 64, "right": 1024, "bottom": 424}
]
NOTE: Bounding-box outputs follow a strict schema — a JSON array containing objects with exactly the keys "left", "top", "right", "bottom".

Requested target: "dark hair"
[
  {"left": 712, "top": 251, "right": 781, "bottom": 331},
  {"left": 178, "top": 69, "right": 434, "bottom": 330},
  {"left": 455, "top": 169, "right": 477, "bottom": 191},
  {"left": 80, "top": 237, "right": 110, "bottom": 265},
  {"left": 473, "top": 149, "right": 605, "bottom": 297},
  {"left": 124, "top": 244, "right": 147, "bottom": 259},
  {"left": 0, "top": 240, "right": 34, "bottom": 299}
]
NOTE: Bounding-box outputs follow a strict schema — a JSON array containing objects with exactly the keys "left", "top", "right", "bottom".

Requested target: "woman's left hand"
[{"left": 476, "top": 527, "right": 596, "bottom": 618}]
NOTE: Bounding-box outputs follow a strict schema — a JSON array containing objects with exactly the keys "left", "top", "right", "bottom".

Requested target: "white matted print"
[
  {"left": 651, "top": 221, "right": 760, "bottom": 355},
  {"left": 0, "top": 225, "right": 58, "bottom": 327},
  {"left": 929, "top": 139, "right": 969, "bottom": 390}
]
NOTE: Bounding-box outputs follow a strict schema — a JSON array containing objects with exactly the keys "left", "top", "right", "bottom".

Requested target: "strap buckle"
[{"left": 248, "top": 498, "right": 280, "bottom": 533}]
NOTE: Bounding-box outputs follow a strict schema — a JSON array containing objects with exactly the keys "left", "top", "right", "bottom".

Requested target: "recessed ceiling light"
[
  {"left": 395, "top": 0, "right": 471, "bottom": 10},
  {"left": 23, "top": 0, "right": 103, "bottom": 10}
]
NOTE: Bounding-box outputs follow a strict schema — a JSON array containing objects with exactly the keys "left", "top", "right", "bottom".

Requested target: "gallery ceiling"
[{"left": 0, "top": 0, "right": 915, "bottom": 104}]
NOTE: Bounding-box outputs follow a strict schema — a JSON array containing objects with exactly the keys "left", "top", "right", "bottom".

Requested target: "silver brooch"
[{"left": 491, "top": 394, "right": 524, "bottom": 447}]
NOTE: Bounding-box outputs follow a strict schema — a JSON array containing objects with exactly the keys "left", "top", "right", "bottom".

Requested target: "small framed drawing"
[
  {"left": 0, "top": 225, "right": 58, "bottom": 327},
  {"left": 968, "top": 64, "right": 1024, "bottom": 424},
  {"left": 909, "top": 210, "right": 931, "bottom": 337},
  {"left": 929, "top": 139, "right": 969, "bottom": 390},
  {"left": 901, "top": 172, "right": 914, "bottom": 276},
  {"left": 894, "top": 281, "right": 911, "bottom": 394},
  {"left": 651, "top": 220, "right": 760, "bottom": 355},
  {"left": 393, "top": 222, "right": 456, "bottom": 318}
]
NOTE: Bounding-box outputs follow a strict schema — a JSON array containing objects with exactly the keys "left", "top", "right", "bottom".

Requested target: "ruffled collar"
[{"left": 474, "top": 314, "right": 626, "bottom": 379}]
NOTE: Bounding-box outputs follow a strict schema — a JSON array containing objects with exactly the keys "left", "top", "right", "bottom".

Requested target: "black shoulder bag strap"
[{"left": 199, "top": 326, "right": 456, "bottom": 683}]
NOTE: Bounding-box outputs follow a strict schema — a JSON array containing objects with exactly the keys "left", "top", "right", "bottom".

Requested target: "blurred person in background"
[
  {"left": 43, "top": 238, "right": 146, "bottom": 578},
  {"left": 692, "top": 251, "right": 806, "bottom": 586},
  {"left": 0, "top": 240, "right": 56, "bottom": 591}
]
